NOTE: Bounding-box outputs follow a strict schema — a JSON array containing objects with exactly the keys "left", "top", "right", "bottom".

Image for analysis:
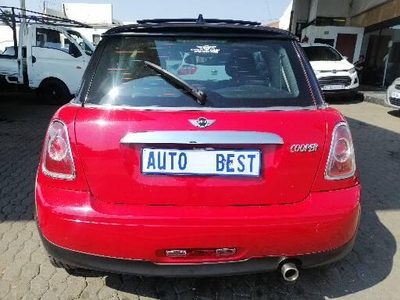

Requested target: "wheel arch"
[
  {"left": 38, "top": 76, "right": 71, "bottom": 94},
  {"left": 38, "top": 77, "right": 73, "bottom": 105}
]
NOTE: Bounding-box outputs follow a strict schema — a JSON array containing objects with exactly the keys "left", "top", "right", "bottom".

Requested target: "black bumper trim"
[
  {"left": 39, "top": 231, "right": 356, "bottom": 277},
  {"left": 322, "top": 89, "right": 357, "bottom": 97}
]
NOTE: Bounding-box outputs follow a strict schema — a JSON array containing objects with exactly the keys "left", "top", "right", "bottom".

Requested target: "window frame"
[{"left": 78, "top": 34, "right": 323, "bottom": 109}]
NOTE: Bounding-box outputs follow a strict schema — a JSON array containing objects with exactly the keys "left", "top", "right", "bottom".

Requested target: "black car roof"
[{"left": 103, "top": 14, "right": 296, "bottom": 40}]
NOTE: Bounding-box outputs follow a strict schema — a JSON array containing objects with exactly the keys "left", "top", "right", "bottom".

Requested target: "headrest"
[{"left": 225, "top": 50, "right": 257, "bottom": 79}]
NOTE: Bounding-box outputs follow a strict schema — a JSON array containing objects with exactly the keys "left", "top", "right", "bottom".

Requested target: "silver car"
[{"left": 386, "top": 77, "right": 400, "bottom": 109}]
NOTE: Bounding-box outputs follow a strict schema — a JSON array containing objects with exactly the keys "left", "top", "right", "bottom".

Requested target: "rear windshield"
[
  {"left": 302, "top": 45, "right": 342, "bottom": 62},
  {"left": 85, "top": 36, "right": 315, "bottom": 108}
]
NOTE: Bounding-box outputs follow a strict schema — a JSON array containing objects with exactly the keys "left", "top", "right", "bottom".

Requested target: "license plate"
[
  {"left": 391, "top": 91, "right": 400, "bottom": 98},
  {"left": 322, "top": 84, "right": 345, "bottom": 90},
  {"left": 141, "top": 148, "right": 261, "bottom": 177}
]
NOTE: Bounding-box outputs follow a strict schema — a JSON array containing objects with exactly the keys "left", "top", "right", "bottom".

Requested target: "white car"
[
  {"left": 386, "top": 77, "right": 400, "bottom": 109},
  {"left": 301, "top": 43, "right": 359, "bottom": 97},
  {"left": 172, "top": 52, "right": 231, "bottom": 81}
]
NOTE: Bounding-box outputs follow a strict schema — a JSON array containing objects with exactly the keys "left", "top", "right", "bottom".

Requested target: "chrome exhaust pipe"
[{"left": 280, "top": 262, "right": 299, "bottom": 282}]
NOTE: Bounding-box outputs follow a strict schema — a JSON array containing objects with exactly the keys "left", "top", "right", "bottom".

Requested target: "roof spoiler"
[{"left": 137, "top": 14, "right": 261, "bottom": 26}]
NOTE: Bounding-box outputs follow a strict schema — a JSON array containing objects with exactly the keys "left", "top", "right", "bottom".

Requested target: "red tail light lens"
[
  {"left": 42, "top": 120, "right": 76, "bottom": 180},
  {"left": 178, "top": 65, "right": 197, "bottom": 75},
  {"left": 325, "top": 122, "right": 356, "bottom": 180}
]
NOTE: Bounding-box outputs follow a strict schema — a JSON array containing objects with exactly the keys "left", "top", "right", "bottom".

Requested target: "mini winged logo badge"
[{"left": 189, "top": 117, "right": 215, "bottom": 128}]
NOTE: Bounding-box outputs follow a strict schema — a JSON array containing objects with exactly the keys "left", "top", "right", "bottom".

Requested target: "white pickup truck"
[{"left": 0, "top": 7, "right": 95, "bottom": 104}]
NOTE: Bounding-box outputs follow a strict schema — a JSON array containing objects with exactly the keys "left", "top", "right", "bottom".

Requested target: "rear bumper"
[
  {"left": 40, "top": 230, "right": 357, "bottom": 277},
  {"left": 385, "top": 85, "right": 399, "bottom": 108},
  {"left": 385, "top": 95, "right": 400, "bottom": 109},
  {"left": 318, "top": 73, "right": 359, "bottom": 97},
  {"left": 36, "top": 183, "right": 361, "bottom": 276},
  {"left": 323, "top": 89, "right": 357, "bottom": 97}
]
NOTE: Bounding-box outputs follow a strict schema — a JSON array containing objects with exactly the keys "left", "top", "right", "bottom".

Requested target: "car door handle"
[{"left": 32, "top": 56, "right": 36, "bottom": 63}]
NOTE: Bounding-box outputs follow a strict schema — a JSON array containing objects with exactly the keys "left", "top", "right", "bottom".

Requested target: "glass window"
[
  {"left": 85, "top": 36, "right": 314, "bottom": 108},
  {"left": 302, "top": 45, "right": 343, "bottom": 61},
  {"left": 67, "top": 30, "right": 94, "bottom": 56},
  {"left": 36, "top": 28, "right": 69, "bottom": 52},
  {"left": 92, "top": 34, "right": 101, "bottom": 46},
  {"left": 362, "top": 25, "right": 400, "bottom": 85}
]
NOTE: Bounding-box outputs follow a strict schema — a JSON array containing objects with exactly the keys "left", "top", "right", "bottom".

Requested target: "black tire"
[{"left": 40, "top": 79, "right": 72, "bottom": 105}]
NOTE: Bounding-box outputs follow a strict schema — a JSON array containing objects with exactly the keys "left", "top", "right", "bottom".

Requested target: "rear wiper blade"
[{"left": 143, "top": 60, "right": 207, "bottom": 105}]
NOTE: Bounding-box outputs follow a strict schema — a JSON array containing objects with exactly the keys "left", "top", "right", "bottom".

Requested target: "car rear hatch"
[
  {"left": 74, "top": 108, "right": 326, "bottom": 206},
  {"left": 75, "top": 30, "right": 326, "bottom": 206}
]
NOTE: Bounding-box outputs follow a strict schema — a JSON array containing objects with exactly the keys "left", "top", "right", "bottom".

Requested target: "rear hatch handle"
[{"left": 120, "top": 131, "right": 284, "bottom": 145}]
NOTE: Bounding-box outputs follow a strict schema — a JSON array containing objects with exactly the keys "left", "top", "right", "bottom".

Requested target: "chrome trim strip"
[
  {"left": 120, "top": 131, "right": 284, "bottom": 145},
  {"left": 83, "top": 103, "right": 319, "bottom": 112}
]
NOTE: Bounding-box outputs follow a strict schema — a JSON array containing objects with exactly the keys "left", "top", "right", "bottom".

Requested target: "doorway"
[{"left": 336, "top": 33, "right": 357, "bottom": 62}]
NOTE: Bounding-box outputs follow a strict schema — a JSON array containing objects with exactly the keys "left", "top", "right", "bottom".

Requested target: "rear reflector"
[
  {"left": 325, "top": 122, "right": 356, "bottom": 180},
  {"left": 42, "top": 120, "right": 76, "bottom": 180}
]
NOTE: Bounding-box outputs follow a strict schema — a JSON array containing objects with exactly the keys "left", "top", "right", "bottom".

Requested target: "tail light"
[
  {"left": 178, "top": 65, "right": 197, "bottom": 75},
  {"left": 42, "top": 120, "right": 76, "bottom": 180},
  {"left": 325, "top": 122, "right": 356, "bottom": 180}
]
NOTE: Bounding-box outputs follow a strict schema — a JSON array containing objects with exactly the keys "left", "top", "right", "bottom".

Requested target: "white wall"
[
  {"left": 294, "top": 0, "right": 311, "bottom": 21},
  {"left": 302, "top": 25, "right": 364, "bottom": 62},
  {"left": 63, "top": 3, "right": 113, "bottom": 25},
  {"left": 290, "top": 0, "right": 314, "bottom": 34},
  {"left": 314, "top": 0, "right": 351, "bottom": 18},
  {"left": 309, "top": 0, "right": 319, "bottom": 22},
  {"left": 279, "top": 1, "right": 293, "bottom": 30}
]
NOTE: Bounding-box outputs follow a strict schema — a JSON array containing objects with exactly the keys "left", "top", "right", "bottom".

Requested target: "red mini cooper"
[{"left": 35, "top": 16, "right": 361, "bottom": 281}]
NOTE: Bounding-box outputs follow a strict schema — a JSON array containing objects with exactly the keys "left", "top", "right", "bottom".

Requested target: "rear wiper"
[{"left": 143, "top": 60, "right": 207, "bottom": 105}]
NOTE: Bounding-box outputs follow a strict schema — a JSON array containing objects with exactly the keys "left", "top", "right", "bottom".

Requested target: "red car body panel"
[
  {"left": 36, "top": 104, "right": 360, "bottom": 266},
  {"left": 36, "top": 181, "right": 360, "bottom": 263},
  {"left": 72, "top": 108, "right": 328, "bottom": 206}
]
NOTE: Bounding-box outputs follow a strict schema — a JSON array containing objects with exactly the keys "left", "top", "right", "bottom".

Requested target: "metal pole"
[
  {"left": 18, "top": 0, "right": 26, "bottom": 84},
  {"left": 382, "top": 53, "right": 389, "bottom": 88},
  {"left": 10, "top": 7, "right": 17, "bottom": 50},
  {"left": 382, "top": 40, "right": 393, "bottom": 88}
]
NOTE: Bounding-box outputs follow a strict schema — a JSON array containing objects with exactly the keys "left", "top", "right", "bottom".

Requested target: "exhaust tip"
[{"left": 280, "top": 262, "right": 299, "bottom": 282}]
